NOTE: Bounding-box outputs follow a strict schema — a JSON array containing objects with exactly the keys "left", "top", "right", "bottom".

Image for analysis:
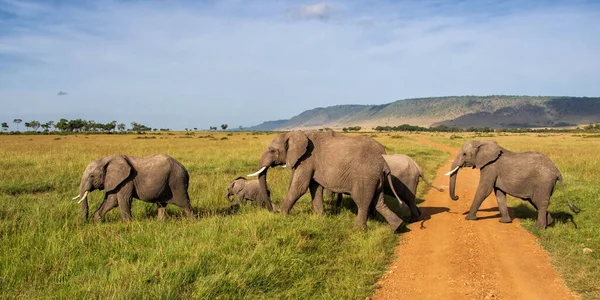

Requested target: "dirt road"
[{"left": 372, "top": 138, "right": 579, "bottom": 300}]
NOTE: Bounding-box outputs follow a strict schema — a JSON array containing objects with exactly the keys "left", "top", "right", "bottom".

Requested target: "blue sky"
[{"left": 1, "top": 0, "right": 599, "bottom": 130}]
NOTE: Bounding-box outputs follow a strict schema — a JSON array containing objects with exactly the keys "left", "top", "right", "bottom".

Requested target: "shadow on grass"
[
  {"left": 461, "top": 204, "right": 578, "bottom": 228},
  {"left": 512, "top": 203, "right": 578, "bottom": 228},
  {"left": 137, "top": 203, "right": 244, "bottom": 220}
]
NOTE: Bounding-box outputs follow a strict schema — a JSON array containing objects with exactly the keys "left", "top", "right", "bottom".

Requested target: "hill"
[{"left": 247, "top": 96, "right": 600, "bottom": 130}]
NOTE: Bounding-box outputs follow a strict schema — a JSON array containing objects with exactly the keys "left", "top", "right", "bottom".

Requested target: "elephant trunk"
[
  {"left": 257, "top": 169, "right": 273, "bottom": 212},
  {"left": 449, "top": 155, "right": 462, "bottom": 201},
  {"left": 78, "top": 181, "right": 91, "bottom": 221}
]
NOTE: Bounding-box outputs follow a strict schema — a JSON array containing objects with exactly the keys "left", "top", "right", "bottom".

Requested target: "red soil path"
[{"left": 371, "top": 138, "right": 579, "bottom": 300}]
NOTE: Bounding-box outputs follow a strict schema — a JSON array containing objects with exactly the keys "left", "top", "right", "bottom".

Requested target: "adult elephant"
[
  {"left": 325, "top": 154, "right": 443, "bottom": 222},
  {"left": 72, "top": 154, "right": 194, "bottom": 223},
  {"left": 446, "top": 140, "right": 580, "bottom": 229},
  {"left": 247, "top": 131, "right": 406, "bottom": 232}
]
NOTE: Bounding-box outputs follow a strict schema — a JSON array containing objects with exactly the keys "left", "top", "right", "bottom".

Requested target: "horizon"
[{"left": 1, "top": 0, "right": 599, "bottom": 130}]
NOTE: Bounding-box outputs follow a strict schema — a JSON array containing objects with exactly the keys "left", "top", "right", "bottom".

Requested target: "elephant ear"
[
  {"left": 285, "top": 131, "right": 309, "bottom": 168},
  {"left": 103, "top": 156, "right": 132, "bottom": 192},
  {"left": 475, "top": 141, "right": 502, "bottom": 169},
  {"left": 233, "top": 178, "right": 246, "bottom": 193}
]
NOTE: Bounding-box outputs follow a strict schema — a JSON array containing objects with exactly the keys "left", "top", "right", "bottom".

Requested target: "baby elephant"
[
  {"left": 225, "top": 176, "right": 270, "bottom": 205},
  {"left": 73, "top": 154, "right": 194, "bottom": 223}
]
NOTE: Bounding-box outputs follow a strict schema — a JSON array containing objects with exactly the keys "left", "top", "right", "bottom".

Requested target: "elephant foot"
[
  {"left": 353, "top": 223, "right": 368, "bottom": 232},
  {"left": 499, "top": 217, "right": 512, "bottom": 223},
  {"left": 92, "top": 214, "right": 102, "bottom": 224},
  {"left": 388, "top": 218, "right": 405, "bottom": 233},
  {"left": 465, "top": 214, "right": 478, "bottom": 221},
  {"left": 409, "top": 216, "right": 421, "bottom": 223},
  {"left": 546, "top": 215, "right": 555, "bottom": 227}
]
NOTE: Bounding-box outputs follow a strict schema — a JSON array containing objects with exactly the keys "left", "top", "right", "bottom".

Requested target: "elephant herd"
[{"left": 73, "top": 131, "right": 580, "bottom": 230}]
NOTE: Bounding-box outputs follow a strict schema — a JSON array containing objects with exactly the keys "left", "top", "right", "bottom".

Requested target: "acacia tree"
[
  {"left": 104, "top": 121, "right": 117, "bottom": 132},
  {"left": 55, "top": 119, "right": 69, "bottom": 132},
  {"left": 117, "top": 123, "right": 126, "bottom": 131},
  {"left": 221, "top": 124, "right": 228, "bottom": 131},
  {"left": 45, "top": 121, "right": 54, "bottom": 132},
  {"left": 1, "top": 122, "right": 8, "bottom": 132},
  {"left": 13, "top": 119, "right": 22, "bottom": 131}
]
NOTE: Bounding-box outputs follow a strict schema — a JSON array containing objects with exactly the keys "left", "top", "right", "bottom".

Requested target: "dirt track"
[{"left": 372, "top": 138, "right": 579, "bottom": 300}]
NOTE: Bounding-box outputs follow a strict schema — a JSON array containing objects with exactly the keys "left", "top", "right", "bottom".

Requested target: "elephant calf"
[
  {"left": 225, "top": 176, "right": 271, "bottom": 205},
  {"left": 73, "top": 154, "right": 194, "bottom": 223},
  {"left": 446, "top": 140, "right": 580, "bottom": 229}
]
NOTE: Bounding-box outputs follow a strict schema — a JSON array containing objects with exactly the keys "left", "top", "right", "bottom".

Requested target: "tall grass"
[
  {"left": 0, "top": 132, "right": 447, "bottom": 299},
  {"left": 428, "top": 132, "right": 600, "bottom": 299}
]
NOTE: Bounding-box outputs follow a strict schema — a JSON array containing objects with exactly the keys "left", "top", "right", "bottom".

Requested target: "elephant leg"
[
  {"left": 170, "top": 187, "right": 195, "bottom": 219},
  {"left": 374, "top": 191, "right": 404, "bottom": 232},
  {"left": 157, "top": 202, "right": 167, "bottom": 221},
  {"left": 281, "top": 168, "right": 311, "bottom": 214},
  {"left": 93, "top": 193, "right": 118, "bottom": 223},
  {"left": 169, "top": 201, "right": 194, "bottom": 219},
  {"left": 354, "top": 206, "right": 369, "bottom": 231},
  {"left": 495, "top": 188, "right": 512, "bottom": 223},
  {"left": 116, "top": 185, "right": 134, "bottom": 222},
  {"left": 546, "top": 213, "right": 554, "bottom": 226},
  {"left": 466, "top": 179, "right": 494, "bottom": 220},
  {"left": 309, "top": 181, "right": 324, "bottom": 215},
  {"left": 404, "top": 193, "right": 421, "bottom": 223},
  {"left": 534, "top": 196, "right": 550, "bottom": 229}
]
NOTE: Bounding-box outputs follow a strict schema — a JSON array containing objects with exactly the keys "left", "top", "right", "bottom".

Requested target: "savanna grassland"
[
  {"left": 0, "top": 131, "right": 447, "bottom": 299},
  {"left": 428, "top": 132, "right": 600, "bottom": 299}
]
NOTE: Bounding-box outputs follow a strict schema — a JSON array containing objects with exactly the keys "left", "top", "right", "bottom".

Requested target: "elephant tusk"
[
  {"left": 72, "top": 194, "right": 80, "bottom": 200},
  {"left": 281, "top": 165, "right": 286, "bottom": 168},
  {"left": 77, "top": 191, "right": 88, "bottom": 204},
  {"left": 445, "top": 166, "right": 459, "bottom": 176},
  {"left": 247, "top": 166, "right": 267, "bottom": 177}
]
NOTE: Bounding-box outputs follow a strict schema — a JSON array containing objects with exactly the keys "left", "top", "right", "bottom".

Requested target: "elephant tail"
[
  {"left": 419, "top": 173, "right": 444, "bottom": 192},
  {"left": 558, "top": 174, "right": 581, "bottom": 214},
  {"left": 386, "top": 171, "right": 404, "bottom": 205}
]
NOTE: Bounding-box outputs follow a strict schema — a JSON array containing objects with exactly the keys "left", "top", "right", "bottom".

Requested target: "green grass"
[
  {"left": 427, "top": 133, "right": 600, "bottom": 299},
  {"left": 0, "top": 132, "right": 448, "bottom": 299}
]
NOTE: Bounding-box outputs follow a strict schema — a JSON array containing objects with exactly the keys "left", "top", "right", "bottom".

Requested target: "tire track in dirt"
[{"left": 371, "top": 137, "right": 579, "bottom": 300}]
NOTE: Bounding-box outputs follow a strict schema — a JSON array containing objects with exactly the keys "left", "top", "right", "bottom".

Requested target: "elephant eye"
[{"left": 463, "top": 153, "right": 466, "bottom": 156}]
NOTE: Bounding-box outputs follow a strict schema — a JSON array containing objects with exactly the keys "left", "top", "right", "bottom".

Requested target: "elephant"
[
  {"left": 324, "top": 154, "right": 444, "bottom": 222},
  {"left": 225, "top": 176, "right": 271, "bottom": 205},
  {"left": 247, "top": 131, "right": 407, "bottom": 232},
  {"left": 446, "top": 140, "right": 580, "bottom": 229},
  {"left": 72, "top": 154, "right": 194, "bottom": 223}
]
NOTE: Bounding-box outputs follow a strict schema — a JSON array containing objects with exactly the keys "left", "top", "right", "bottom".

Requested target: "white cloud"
[{"left": 298, "top": 2, "right": 337, "bottom": 20}]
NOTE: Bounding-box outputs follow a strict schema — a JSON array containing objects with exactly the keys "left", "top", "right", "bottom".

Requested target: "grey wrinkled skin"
[
  {"left": 253, "top": 131, "right": 406, "bottom": 232},
  {"left": 77, "top": 154, "right": 194, "bottom": 223},
  {"left": 225, "top": 176, "right": 271, "bottom": 205},
  {"left": 324, "top": 153, "right": 443, "bottom": 223},
  {"left": 448, "top": 140, "right": 580, "bottom": 229}
]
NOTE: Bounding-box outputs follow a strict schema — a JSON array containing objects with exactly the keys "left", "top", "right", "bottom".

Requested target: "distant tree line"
[
  {"left": 374, "top": 124, "right": 472, "bottom": 132},
  {"left": 342, "top": 126, "right": 362, "bottom": 132},
  {"left": 0, "top": 118, "right": 160, "bottom": 134}
]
